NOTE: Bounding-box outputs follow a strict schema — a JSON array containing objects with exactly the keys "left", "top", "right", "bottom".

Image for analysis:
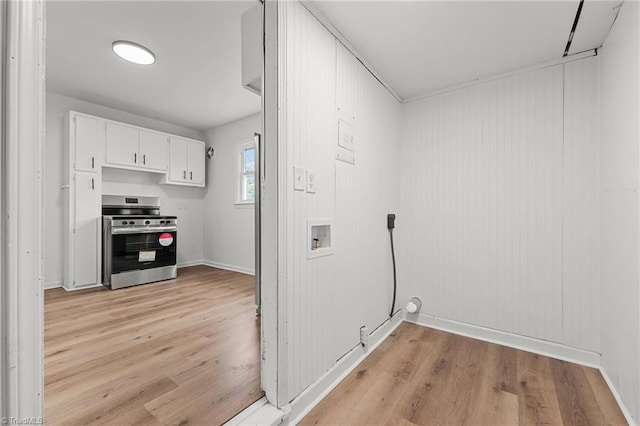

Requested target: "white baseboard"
[
  {"left": 286, "top": 311, "right": 404, "bottom": 424},
  {"left": 201, "top": 260, "right": 255, "bottom": 276},
  {"left": 177, "top": 260, "right": 206, "bottom": 269},
  {"left": 44, "top": 281, "right": 62, "bottom": 290},
  {"left": 407, "top": 312, "right": 601, "bottom": 368},
  {"left": 225, "top": 312, "right": 403, "bottom": 426},
  {"left": 224, "top": 397, "right": 286, "bottom": 426},
  {"left": 62, "top": 283, "right": 104, "bottom": 292},
  {"left": 600, "top": 367, "right": 637, "bottom": 426}
]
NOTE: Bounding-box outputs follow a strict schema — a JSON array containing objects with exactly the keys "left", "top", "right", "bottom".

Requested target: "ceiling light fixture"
[{"left": 112, "top": 41, "right": 156, "bottom": 65}]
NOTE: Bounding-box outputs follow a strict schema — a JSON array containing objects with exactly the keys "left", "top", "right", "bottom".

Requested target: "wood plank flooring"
[
  {"left": 302, "top": 322, "right": 627, "bottom": 426},
  {"left": 45, "top": 265, "right": 263, "bottom": 426}
]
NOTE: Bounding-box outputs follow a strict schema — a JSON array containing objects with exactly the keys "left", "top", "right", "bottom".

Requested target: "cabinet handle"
[
  {"left": 143, "top": 154, "right": 146, "bottom": 165},
  {"left": 183, "top": 170, "right": 186, "bottom": 179},
  {"left": 190, "top": 171, "right": 193, "bottom": 180},
  {"left": 91, "top": 178, "right": 95, "bottom": 190},
  {"left": 134, "top": 153, "right": 137, "bottom": 163},
  {"left": 91, "top": 156, "right": 95, "bottom": 169}
]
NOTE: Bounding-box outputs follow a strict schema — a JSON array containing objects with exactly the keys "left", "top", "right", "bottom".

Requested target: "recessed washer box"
[{"left": 307, "top": 219, "right": 333, "bottom": 259}]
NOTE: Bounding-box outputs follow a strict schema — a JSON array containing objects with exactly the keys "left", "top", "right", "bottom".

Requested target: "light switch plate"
[
  {"left": 294, "top": 166, "right": 305, "bottom": 191},
  {"left": 306, "top": 170, "right": 316, "bottom": 193}
]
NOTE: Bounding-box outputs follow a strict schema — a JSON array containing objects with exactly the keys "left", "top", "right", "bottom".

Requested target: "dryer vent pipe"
[{"left": 405, "top": 297, "right": 422, "bottom": 314}]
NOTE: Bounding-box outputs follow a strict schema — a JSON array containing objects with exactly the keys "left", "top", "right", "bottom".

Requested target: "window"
[{"left": 238, "top": 142, "right": 255, "bottom": 203}]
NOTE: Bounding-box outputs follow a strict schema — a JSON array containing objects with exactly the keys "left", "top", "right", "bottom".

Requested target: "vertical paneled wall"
[
  {"left": 400, "top": 58, "right": 600, "bottom": 350},
  {"left": 599, "top": 0, "right": 640, "bottom": 420},
  {"left": 282, "top": 2, "right": 402, "bottom": 401},
  {"left": 563, "top": 57, "right": 600, "bottom": 352}
]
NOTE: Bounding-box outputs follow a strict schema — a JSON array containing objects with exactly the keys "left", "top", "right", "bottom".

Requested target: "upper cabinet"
[
  {"left": 105, "top": 122, "right": 138, "bottom": 167},
  {"left": 166, "top": 137, "right": 205, "bottom": 187},
  {"left": 67, "top": 111, "right": 204, "bottom": 188},
  {"left": 139, "top": 130, "right": 168, "bottom": 171},
  {"left": 73, "top": 114, "right": 100, "bottom": 172},
  {"left": 105, "top": 122, "right": 169, "bottom": 172}
]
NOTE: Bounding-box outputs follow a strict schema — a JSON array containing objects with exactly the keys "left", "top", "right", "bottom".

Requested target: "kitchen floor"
[
  {"left": 302, "top": 322, "right": 626, "bottom": 425},
  {"left": 44, "top": 265, "right": 263, "bottom": 425}
]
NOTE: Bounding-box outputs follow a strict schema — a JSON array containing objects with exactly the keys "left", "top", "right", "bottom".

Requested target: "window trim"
[{"left": 236, "top": 140, "right": 256, "bottom": 205}]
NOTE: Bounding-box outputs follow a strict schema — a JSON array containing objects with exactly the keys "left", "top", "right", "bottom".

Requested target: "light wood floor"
[
  {"left": 302, "top": 322, "right": 627, "bottom": 426},
  {"left": 45, "top": 265, "right": 263, "bottom": 426}
]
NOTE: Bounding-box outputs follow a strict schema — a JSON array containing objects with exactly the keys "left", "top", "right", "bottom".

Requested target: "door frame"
[
  {"left": 0, "top": 0, "right": 290, "bottom": 419},
  {"left": 0, "top": 0, "right": 46, "bottom": 419}
]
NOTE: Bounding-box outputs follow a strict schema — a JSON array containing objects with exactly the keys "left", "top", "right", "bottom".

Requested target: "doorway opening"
[{"left": 42, "top": 1, "right": 265, "bottom": 424}]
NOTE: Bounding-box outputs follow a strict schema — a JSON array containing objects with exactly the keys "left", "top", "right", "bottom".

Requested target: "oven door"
[{"left": 110, "top": 227, "right": 177, "bottom": 275}]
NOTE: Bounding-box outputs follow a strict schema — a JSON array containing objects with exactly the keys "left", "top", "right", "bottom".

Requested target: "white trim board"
[
  {"left": 406, "top": 312, "right": 601, "bottom": 368},
  {"left": 177, "top": 260, "right": 206, "bottom": 269},
  {"left": 287, "top": 312, "right": 404, "bottom": 424},
  {"left": 600, "top": 367, "right": 637, "bottom": 426},
  {"left": 44, "top": 281, "right": 62, "bottom": 290},
  {"left": 403, "top": 50, "right": 597, "bottom": 103},
  {"left": 226, "top": 311, "right": 404, "bottom": 425},
  {"left": 201, "top": 260, "right": 255, "bottom": 276},
  {"left": 299, "top": 0, "right": 401, "bottom": 103},
  {"left": 177, "top": 260, "right": 255, "bottom": 276}
]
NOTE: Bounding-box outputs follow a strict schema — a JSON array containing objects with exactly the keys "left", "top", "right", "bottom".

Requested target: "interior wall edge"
[
  {"left": 406, "top": 313, "right": 601, "bottom": 369},
  {"left": 600, "top": 367, "right": 639, "bottom": 426}
]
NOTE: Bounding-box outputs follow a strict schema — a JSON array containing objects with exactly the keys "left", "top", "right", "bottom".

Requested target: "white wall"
[
  {"left": 45, "top": 92, "right": 206, "bottom": 285},
  {"left": 281, "top": 2, "right": 402, "bottom": 401},
  {"left": 400, "top": 57, "right": 600, "bottom": 352},
  {"left": 203, "top": 113, "right": 260, "bottom": 274},
  {"left": 600, "top": 0, "right": 640, "bottom": 421}
]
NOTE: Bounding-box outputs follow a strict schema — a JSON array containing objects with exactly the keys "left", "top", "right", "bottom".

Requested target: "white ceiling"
[
  {"left": 309, "top": 0, "right": 622, "bottom": 100},
  {"left": 46, "top": 1, "right": 261, "bottom": 131}
]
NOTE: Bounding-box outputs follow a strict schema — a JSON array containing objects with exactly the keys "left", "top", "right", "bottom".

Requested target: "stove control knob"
[
  {"left": 165, "top": 220, "right": 171, "bottom": 224},
  {"left": 160, "top": 220, "right": 165, "bottom": 224},
  {"left": 122, "top": 221, "right": 128, "bottom": 225},
  {"left": 129, "top": 221, "right": 135, "bottom": 225},
  {"left": 144, "top": 220, "right": 150, "bottom": 225}
]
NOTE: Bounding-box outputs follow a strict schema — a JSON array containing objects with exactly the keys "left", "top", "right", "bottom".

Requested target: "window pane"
[
  {"left": 242, "top": 174, "right": 255, "bottom": 201},
  {"left": 245, "top": 148, "right": 255, "bottom": 172}
]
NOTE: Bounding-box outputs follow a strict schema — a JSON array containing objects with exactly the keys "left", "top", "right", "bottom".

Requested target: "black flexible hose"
[{"left": 389, "top": 228, "right": 397, "bottom": 317}]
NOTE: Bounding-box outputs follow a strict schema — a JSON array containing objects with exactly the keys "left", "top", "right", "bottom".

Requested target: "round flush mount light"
[{"left": 112, "top": 41, "right": 156, "bottom": 65}]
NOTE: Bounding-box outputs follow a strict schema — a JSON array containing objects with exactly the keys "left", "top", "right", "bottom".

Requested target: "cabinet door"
[
  {"left": 187, "top": 141, "right": 205, "bottom": 185},
  {"left": 105, "top": 122, "right": 139, "bottom": 167},
  {"left": 74, "top": 114, "right": 99, "bottom": 172},
  {"left": 74, "top": 171, "right": 99, "bottom": 287},
  {"left": 139, "top": 130, "right": 168, "bottom": 171},
  {"left": 169, "top": 137, "right": 189, "bottom": 182}
]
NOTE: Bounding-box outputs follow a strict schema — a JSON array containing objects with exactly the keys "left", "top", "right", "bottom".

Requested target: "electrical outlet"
[
  {"left": 294, "top": 166, "right": 305, "bottom": 191},
  {"left": 177, "top": 203, "right": 188, "bottom": 211},
  {"left": 306, "top": 170, "right": 316, "bottom": 193}
]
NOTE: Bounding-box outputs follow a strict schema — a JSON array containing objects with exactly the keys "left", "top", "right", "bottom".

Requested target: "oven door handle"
[{"left": 112, "top": 226, "right": 177, "bottom": 235}]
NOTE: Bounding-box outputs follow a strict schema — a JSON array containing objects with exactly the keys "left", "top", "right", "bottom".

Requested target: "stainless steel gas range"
[{"left": 102, "top": 195, "right": 178, "bottom": 289}]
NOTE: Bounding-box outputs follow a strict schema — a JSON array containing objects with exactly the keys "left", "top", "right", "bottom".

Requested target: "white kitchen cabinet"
[
  {"left": 64, "top": 111, "right": 102, "bottom": 290},
  {"left": 105, "top": 122, "right": 169, "bottom": 172},
  {"left": 73, "top": 114, "right": 100, "bottom": 172},
  {"left": 187, "top": 140, "right": 205, "bottom": 184},
  {"left": 139, "top": 130, "right": 168, "bottom": 171},
  {"left": 167, "top": 137, "right": 205, "bottom": 187},
  {"left": 106, "top": 121, "right": 139, "bottom": 167},
  {"left": 169, "top": 137, "right": 188, "bottom": 181},
  {"left": 67, "top": 171, "right": 100, "bottom": 288}
]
